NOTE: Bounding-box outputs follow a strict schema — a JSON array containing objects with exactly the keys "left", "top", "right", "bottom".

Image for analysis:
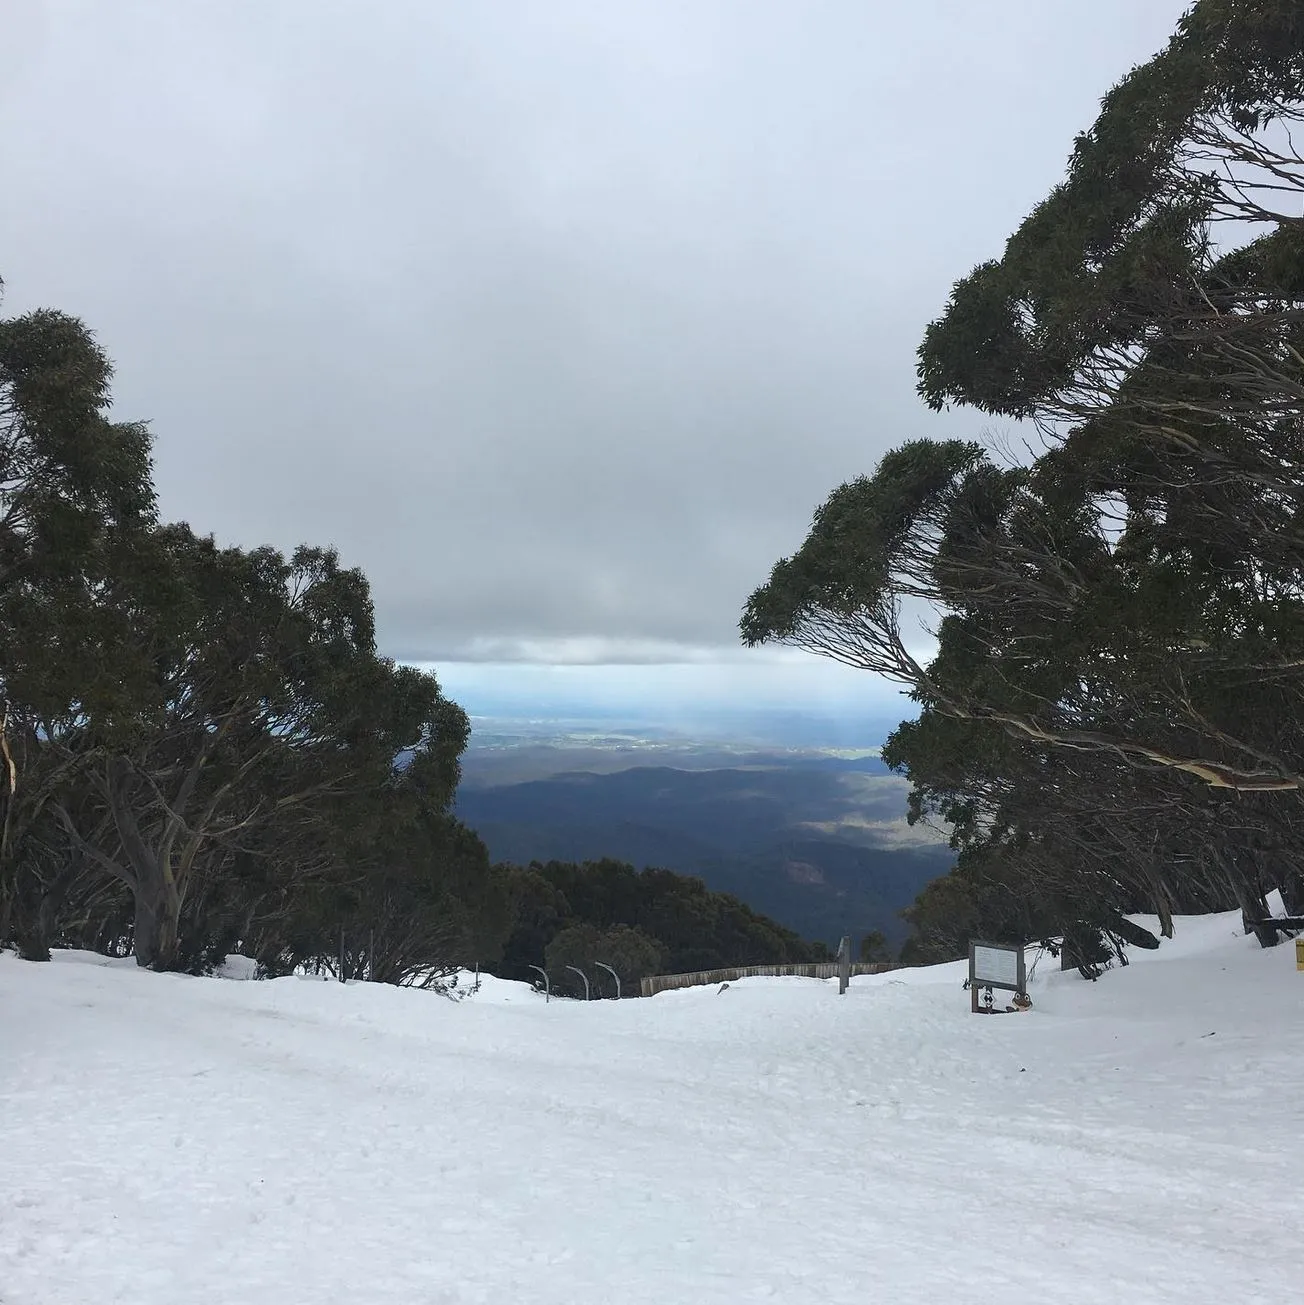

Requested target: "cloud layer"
[{"left": 1, "top": 0, "right": 1188, "bottom": 663}]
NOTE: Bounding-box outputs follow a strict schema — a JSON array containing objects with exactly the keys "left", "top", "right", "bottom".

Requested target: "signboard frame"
[{"left": 968, "top": 940, "right": 1026, "bottom": 1013}]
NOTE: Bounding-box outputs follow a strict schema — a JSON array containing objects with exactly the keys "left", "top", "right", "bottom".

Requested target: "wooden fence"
[{"left": 640, "top": 961, "right": 899, "bottom": 998}]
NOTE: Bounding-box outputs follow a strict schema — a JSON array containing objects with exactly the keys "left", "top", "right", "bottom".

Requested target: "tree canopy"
[
  {"left": 0, "top": 291, "right": 480, "bottom": 977},
  {"left": 744, "top": 0, "right": 1304, "bottom": 963},
  {"left": 0, "top": 291, "right": 822, "bottom": 988}
]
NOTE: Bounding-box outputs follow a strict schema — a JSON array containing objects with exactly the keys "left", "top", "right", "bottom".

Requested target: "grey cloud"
[{"left": 1, "top": 0, "right": 1189, "bottom": 663}]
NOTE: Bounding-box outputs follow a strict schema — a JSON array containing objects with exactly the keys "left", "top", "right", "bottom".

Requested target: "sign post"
[
  {"left": 837, "top": 936, "right": 852, "bottom": 995},
  {"left": 968, "top": 940, "right": 1027, "bottom": 1014}
]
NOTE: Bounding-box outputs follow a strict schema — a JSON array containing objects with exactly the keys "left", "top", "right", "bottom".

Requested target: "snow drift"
[{"left": 2, "top": 910, "right": 1300, "bottom": 1304}]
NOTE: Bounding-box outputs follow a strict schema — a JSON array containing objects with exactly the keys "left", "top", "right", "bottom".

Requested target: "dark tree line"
[
  {"left": 498, "top": 857, "right": 827, "bottom": 996},
  {"left": 0, "top": 288, "right": 487, "bottom": 980},
  {"left": 0, "top": 287, "right": 823, "bottom": 990},
  {"left": 743, "top": 1, "right": 1304, "bottom": 966}
]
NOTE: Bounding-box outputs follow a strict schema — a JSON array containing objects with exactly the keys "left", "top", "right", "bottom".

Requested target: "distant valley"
[{"left": 455, "top": 738, "right": 952, "bottom": 949}]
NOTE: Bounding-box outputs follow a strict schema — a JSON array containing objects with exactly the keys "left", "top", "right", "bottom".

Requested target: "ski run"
[{"left": 2, "top": 908, "right": 1300, "bottom": 1305}]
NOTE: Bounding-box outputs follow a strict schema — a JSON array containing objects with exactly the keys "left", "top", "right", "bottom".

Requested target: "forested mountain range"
[{"left": 456, "top": 757, "right": 951, "bottom": 947}]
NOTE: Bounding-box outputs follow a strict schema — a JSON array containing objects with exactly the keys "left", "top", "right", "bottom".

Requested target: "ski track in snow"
[{"left": 2, "top": 911, "right": 1301, "bottom": 1304}]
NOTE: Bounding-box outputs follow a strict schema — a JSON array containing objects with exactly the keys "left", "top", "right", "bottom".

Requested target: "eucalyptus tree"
[
  {"left": 52, "top": 525, "right": 469, "bottom": 969},
  {"left": 743, "top": 2, "right": 1304, "bottom": 949},
  {"left": 0, "top": 294, "right": 155, "bottom": 943}
]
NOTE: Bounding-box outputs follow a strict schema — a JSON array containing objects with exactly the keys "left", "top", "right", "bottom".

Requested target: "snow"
[
  {"left": 215, "top": 953, "right": 259, "bottom": 981},
  {"left": 2, "top": 912, "right": 1301, "bottom": 1304}
]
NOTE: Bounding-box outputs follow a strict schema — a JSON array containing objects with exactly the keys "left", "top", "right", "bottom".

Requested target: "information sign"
[{"left": 967, "top": 940, "right": 1026, "bottom": 1014}]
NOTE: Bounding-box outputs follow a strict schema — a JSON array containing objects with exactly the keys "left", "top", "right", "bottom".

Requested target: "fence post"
[
  {"left": 566, "top": 965, "right": 591, "bottom": 1001},
  {"left": 838, "top": 936, "right": 851, "bottom": 995},
  {"left": 593, "top": 961, "right": 621, "bottom": 1000}
]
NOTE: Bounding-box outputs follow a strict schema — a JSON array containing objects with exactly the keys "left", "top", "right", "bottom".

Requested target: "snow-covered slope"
[{"left": 2, "top": 912, "right": 1300, "bottom": 1304}]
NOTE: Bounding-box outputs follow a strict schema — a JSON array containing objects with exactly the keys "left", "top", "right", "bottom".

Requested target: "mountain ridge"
[{"left": 454, "top": 760, "right": 950, "bottom": 947}]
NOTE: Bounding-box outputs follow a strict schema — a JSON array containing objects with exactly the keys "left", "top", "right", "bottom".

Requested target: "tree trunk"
[
  {"left": 1278, "top": 868, "right": 1304, "bottom": 917},
  {"left": 0, "top": 879, "right": 12, "bottom": 949},
  {"left": 155, "top": 890, "right": 181, "bottom": 969},
  {"left": 101, "top": 758, "right": 184, "bottom": 970},
  {"left": 1229, "top": 873, "right": 1276, "bottom": 949},
  {"left": 18, "top": 890, "right": 58, "bottom": 962},
  {"left": 1142, "top": 870, "right": 1175, "bottom": 939},
  {"left": 132, "top": 888, "right": 160, "bottom": 967},
  {"left": 18, "top": 929, "right": 52, "bottom": 962},
  {"left": 19, "top": 859, "right": 89, "bottom": 962},
  {"left": 132, "top": 881, "right": 182, "bottom": 969}
]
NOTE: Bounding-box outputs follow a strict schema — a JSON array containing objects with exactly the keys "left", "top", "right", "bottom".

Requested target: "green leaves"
[
  {"left": 496, "top": 858, "right": 821, "bottom": 986},
  {"left": 741, "top": 439, "right": 987, "bottom": 653},
  {"left": 0, "top": 294, "right": 476, "bottom": 971},
  {"left": 0, "top": 309, "right": 155, "bottom": 533},
  {"left": 749, "top": 1, "right": 1304, "bottom": 958},
  {"left": 545, "top": 922, "right": 665, "bottom": 996}
]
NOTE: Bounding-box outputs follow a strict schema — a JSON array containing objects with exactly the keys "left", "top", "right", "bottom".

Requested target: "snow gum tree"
[
  {"left": 48, "top": 525, "right": 469, "bottom": 970},
  {"left": 0, "top": 289, "right": 156, "bottom": 946},
  {"left": 744, "top": 0, "right": 1304, "bottom": 954}
]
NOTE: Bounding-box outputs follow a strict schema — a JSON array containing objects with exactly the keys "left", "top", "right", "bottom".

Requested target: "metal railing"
[{"left": 639, "top": 960, "right": 898, "bottom": 998}]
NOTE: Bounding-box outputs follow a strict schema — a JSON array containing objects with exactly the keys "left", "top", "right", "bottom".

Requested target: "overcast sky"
[{"left": 1, "top": 0, "right": 1188, "bottom": 709}]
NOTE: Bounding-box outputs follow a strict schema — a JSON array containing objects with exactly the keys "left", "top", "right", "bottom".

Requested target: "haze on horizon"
[
  {"left": 0, "top": 0, "right": 1190, "bottom": 709},
  {"left": 433, "top": 655, "right": 913, "bottom": 750}
]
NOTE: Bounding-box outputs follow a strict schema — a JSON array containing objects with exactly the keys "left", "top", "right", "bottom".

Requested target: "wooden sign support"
[{"left": 968, "top": 940, "right": 1027, "bottom": 1014}]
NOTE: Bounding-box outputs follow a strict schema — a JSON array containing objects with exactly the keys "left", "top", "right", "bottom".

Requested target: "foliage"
[
  {"left": 0, "top": 291, "right": 499, "bottom": 979},
  {"left": 0, "top": 296, "right": 156, "bottom": 943},
  {"left": 544, "top": 922, "right": 664, "bottom": 997},
  {"left": 496, "top": 857, "right": 826, "bottom": 992},
  {"left": 743, "top": 1, "right": 1304, "bottom": 960},
  {"left": 858, "top": 930, "right": 892, "bottom": 964},
  {"left": 0, "top": 290, "right": 823, "bottom": 993}
]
